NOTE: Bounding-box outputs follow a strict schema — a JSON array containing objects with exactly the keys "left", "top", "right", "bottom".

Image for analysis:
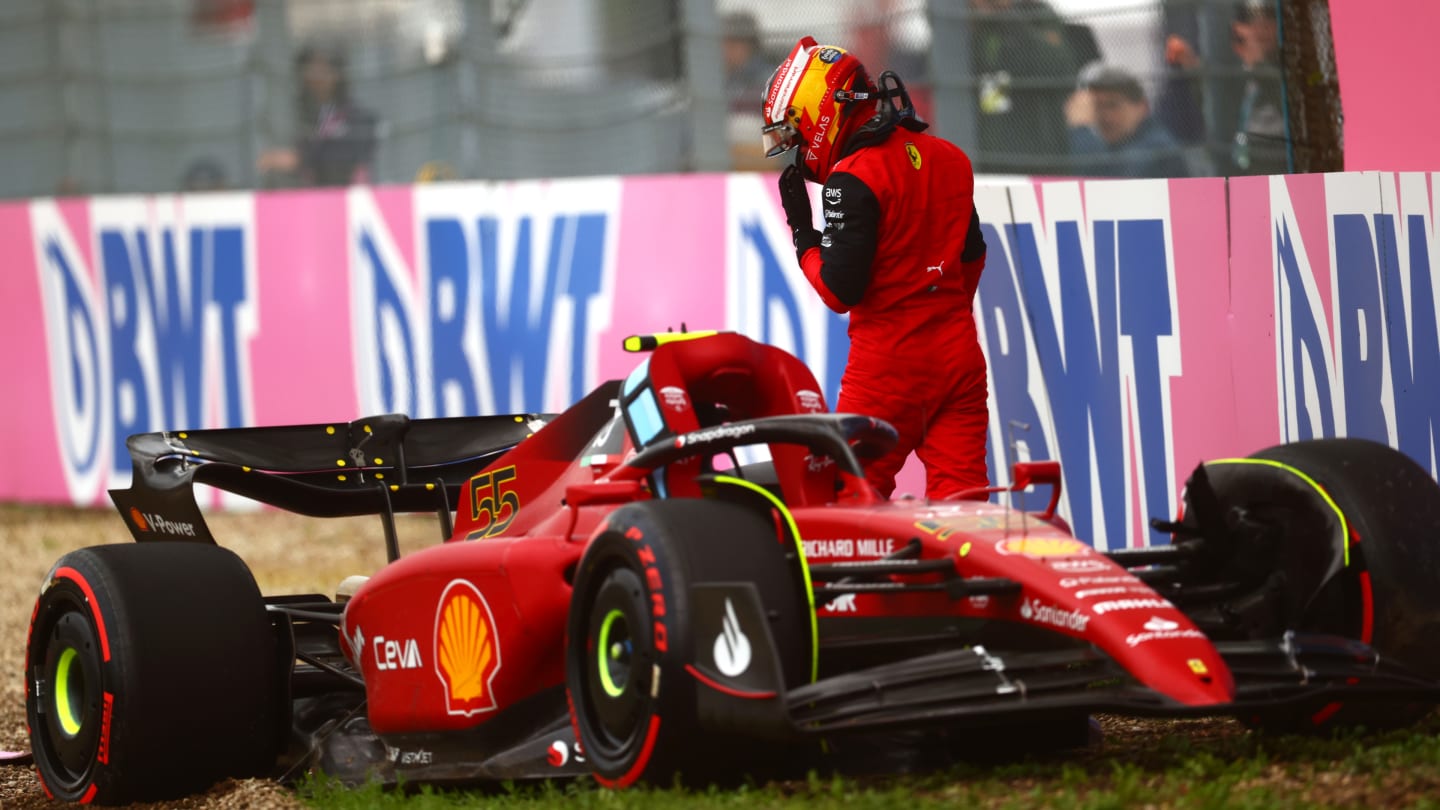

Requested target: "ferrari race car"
[{"left": 23, "top": 331, "right": 1440, "bottom": 803}]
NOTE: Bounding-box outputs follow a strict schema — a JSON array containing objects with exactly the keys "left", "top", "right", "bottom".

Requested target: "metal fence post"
[
  {"left": 677, "top": 0, "right": 727, "bottom": 173},
  {"left": 927, "top": 0, "right": 977, "bottom": 158}
]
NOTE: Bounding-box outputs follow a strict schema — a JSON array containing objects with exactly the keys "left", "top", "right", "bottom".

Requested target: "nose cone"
[{"left": 1115, "top": 613, "right": 1236, "bottom": 705}]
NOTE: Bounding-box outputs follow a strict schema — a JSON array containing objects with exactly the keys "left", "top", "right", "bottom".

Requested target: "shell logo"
[
  {"left": 129, "top": 508, "right": 149, "bottom": 531},
  {"left": 996, "top": 537, "right": 1088, "bottom": 558},
  {"left": 433, "top": 580, "right": 502, "bottom": 716}
]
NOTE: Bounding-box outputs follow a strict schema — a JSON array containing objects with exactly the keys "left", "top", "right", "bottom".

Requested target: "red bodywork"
[{"left": 341, "top": 333, "right": 1234, "bottom": 735}]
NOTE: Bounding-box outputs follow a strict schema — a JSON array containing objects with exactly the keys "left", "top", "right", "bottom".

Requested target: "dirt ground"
[
  {"left": 2, "top": 505, "right": 1436, "bottom": 809},
  {"left": 0, "top": 504, "right": 418, "bottom": 809}
]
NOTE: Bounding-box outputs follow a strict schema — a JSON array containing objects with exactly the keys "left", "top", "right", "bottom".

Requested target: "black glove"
[{"left": 778, "top": 165, "right": 822, "bottom": 257}]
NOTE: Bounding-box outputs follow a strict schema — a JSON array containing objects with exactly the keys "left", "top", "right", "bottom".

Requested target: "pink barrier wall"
[
  {"left": 1331, "top": 0, "right": 1440, "bottom": 171},
  {"left": 4, "top": 173, "right": 1437, "bottom": 550}
]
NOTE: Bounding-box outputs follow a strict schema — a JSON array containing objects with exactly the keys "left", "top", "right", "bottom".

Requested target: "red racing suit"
[{"left": 796, "top": 123, "right": 989, "bottom": 499}]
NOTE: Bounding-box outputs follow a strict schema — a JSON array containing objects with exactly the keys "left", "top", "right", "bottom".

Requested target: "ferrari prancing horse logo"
[{"left": 905, "top": 142, "right": 922, "bottom": 170}]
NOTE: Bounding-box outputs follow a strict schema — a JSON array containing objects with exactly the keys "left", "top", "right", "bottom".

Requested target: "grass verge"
[{"left": 300, "top": 713, "right": 1440, "bottom": 810}]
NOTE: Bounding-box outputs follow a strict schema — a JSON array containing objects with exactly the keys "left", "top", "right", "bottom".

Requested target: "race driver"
[{"left": 762, "top": 37, "right": 990, "bottom": 500}]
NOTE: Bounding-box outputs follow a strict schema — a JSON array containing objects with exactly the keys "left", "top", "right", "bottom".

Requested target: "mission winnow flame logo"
[{"left": 434, "top": 579, "right": 502, "bottom": 716}]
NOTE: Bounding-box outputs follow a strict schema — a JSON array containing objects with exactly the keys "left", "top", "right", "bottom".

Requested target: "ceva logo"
[
  {"left": 374, "top": 635, "right": 423, "bottom": 670},
  {"left": 433, "top": 579, "right": 502, "bottom": 716}
]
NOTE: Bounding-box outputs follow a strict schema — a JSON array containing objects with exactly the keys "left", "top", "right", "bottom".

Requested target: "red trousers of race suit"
[
  {"left": 795, "top": 126, "right": 991, "bottom": 499},
  {"left": 836, "top": 314, "right": 989, "bottom": 501}
]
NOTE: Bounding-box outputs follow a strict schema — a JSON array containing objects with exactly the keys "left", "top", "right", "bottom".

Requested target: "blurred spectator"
[
  {"left": 1156, "top": 0, "right": 1287, "bottom": 175},
  {"left": 415, "top": 160, "right": 458, "bottom": 183},
  {"left": 723, "top": 12, "right": 774, "bottom": 171},
  {"left": 969, "top": 0, "right": 1092, "bottom": 176},
  {"left": 1066, "top": 66, "right": 1188, "bottom": 178},
  {"left": 1154, "top": 33, "right": 1207, "bottom": 147},
  {"left": 722, "top": 12, "right": 771, "bottom": 111},
  {"left": 257, "top": 41, "right": 378, "bottom": 188},
  {"left": 1228, "top": 1, "right": 1286, "bottom": 173},
  {"left": 847, "top": 2, "right": 932, "bottom": 120},
  {"left": 54, "top": 177, "right": 85, "bottom": 198},
  {"left": 189, "top": 0, "right": 254, "bottom": 37},
  {"left": 181, "top": 157, "right": 228, "bottom": 192}
]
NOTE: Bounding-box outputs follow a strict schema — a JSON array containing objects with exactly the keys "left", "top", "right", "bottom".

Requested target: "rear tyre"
[
  {"left": 1203, "top": 438, "right": 1440, "bottom": 732},
  {"left": 566, "top": 499, "right": 811, "bottom": 787},
  {"left": 26, "top": 543, "right": 281, "bottom": 804}
]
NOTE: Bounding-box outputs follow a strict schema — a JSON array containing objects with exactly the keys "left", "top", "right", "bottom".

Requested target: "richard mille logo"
[{"left": 713, "top": 599, "right": 752, "bottom": 677}]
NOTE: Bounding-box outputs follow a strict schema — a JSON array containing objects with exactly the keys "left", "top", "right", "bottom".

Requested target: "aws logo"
[{"left": 434, "top": 579, "right": 502, "bottom": 716}]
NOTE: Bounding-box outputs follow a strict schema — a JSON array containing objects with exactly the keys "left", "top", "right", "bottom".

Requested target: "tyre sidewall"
[
  {"left": 566, "top": 505, "right": 696, "bottom": 786},
  {"left": 26, "top": 578, "right": 114, "bottom": 803},
  {"left": 1253, "top": 439, "right": 1440, "bottom": 677},
  {"left": 26, "top": 544, "right": 280, "bottom": 804}
]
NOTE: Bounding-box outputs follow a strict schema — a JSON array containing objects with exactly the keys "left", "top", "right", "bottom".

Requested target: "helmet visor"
[
  {"left": 761, "top": 36, "right": 818, "bottom": 159},
  {"left": 762, "top": 121, "right": 802, "bottom": 158}
]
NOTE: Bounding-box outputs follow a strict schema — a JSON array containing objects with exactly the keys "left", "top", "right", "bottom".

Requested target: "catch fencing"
[{"left": 0, "top": 0, "right": 1336, "bottom": 199}]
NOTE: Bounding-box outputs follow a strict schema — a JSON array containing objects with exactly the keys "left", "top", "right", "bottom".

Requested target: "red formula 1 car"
[{"left": 23, "top": 331, "right": 1440, "bottom": 803}]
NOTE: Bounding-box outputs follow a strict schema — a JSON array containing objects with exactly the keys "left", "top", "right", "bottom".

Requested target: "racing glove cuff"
[{"left": 793, "top": 227, "right": 822, "bottom": 260}]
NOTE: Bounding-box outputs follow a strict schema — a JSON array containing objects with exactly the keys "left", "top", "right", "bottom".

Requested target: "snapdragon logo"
[
  {"left": 1018, "top": 598, "right": 1089, "bottom": 632},
  {"left": 677, "top": 423, "right": 757, "bottom": 448}
]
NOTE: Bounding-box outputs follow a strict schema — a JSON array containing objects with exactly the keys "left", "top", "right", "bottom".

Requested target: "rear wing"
[{"left": 109, "top": 410, "right": 550, "bottom": 546}]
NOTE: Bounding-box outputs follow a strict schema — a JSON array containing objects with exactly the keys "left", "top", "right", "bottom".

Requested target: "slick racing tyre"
[
  {"left": 26, "top": 543, "right": 281, "bottom": 804},
  {"left": 1203, "top": 438, "right": 1440, "bottom": 732},
  {"left": 566, "top": 499, "right": 812, "bottom": 787}
]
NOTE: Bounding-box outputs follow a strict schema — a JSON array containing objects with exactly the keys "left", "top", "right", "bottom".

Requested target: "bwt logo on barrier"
[
  {"left": 33, "top": 197, "right": 257, "bottom": 504},
  {"left": 725, "top": 175, "right": 848, "bottom": 405},
  {"left": 975, "top": 182, "right": 1181, "bottom": 552},
  {"left": 349, "top": 184, "right": 619, "bottom": 418},
  {"left": 1274, "top": 174, "right": 1440, "bottom": 475},
  {"left": 726, "top": 177, "right": 1181, "bottom": 551}
]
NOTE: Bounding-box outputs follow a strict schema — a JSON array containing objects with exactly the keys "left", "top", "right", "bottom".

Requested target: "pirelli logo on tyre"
[{"left": 434, "top": 580, "right": 502, "bottom": 716}]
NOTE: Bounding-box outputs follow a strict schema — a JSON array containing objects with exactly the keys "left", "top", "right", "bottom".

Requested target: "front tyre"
[
  {"left": 566, "top": 498, "right": 812, "bottom": 787},
  {"left": 577, "top": 564, "right": 668, "bottom": 778},
  {"left": 565, "top": 504, "right": 700, "bottom": 788},
  {"left": 1203, "top": 438, "right": 1440, "bottom": 732},
  {"left": 26, "top": 543, "right": 281, "bottom": 804}
]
